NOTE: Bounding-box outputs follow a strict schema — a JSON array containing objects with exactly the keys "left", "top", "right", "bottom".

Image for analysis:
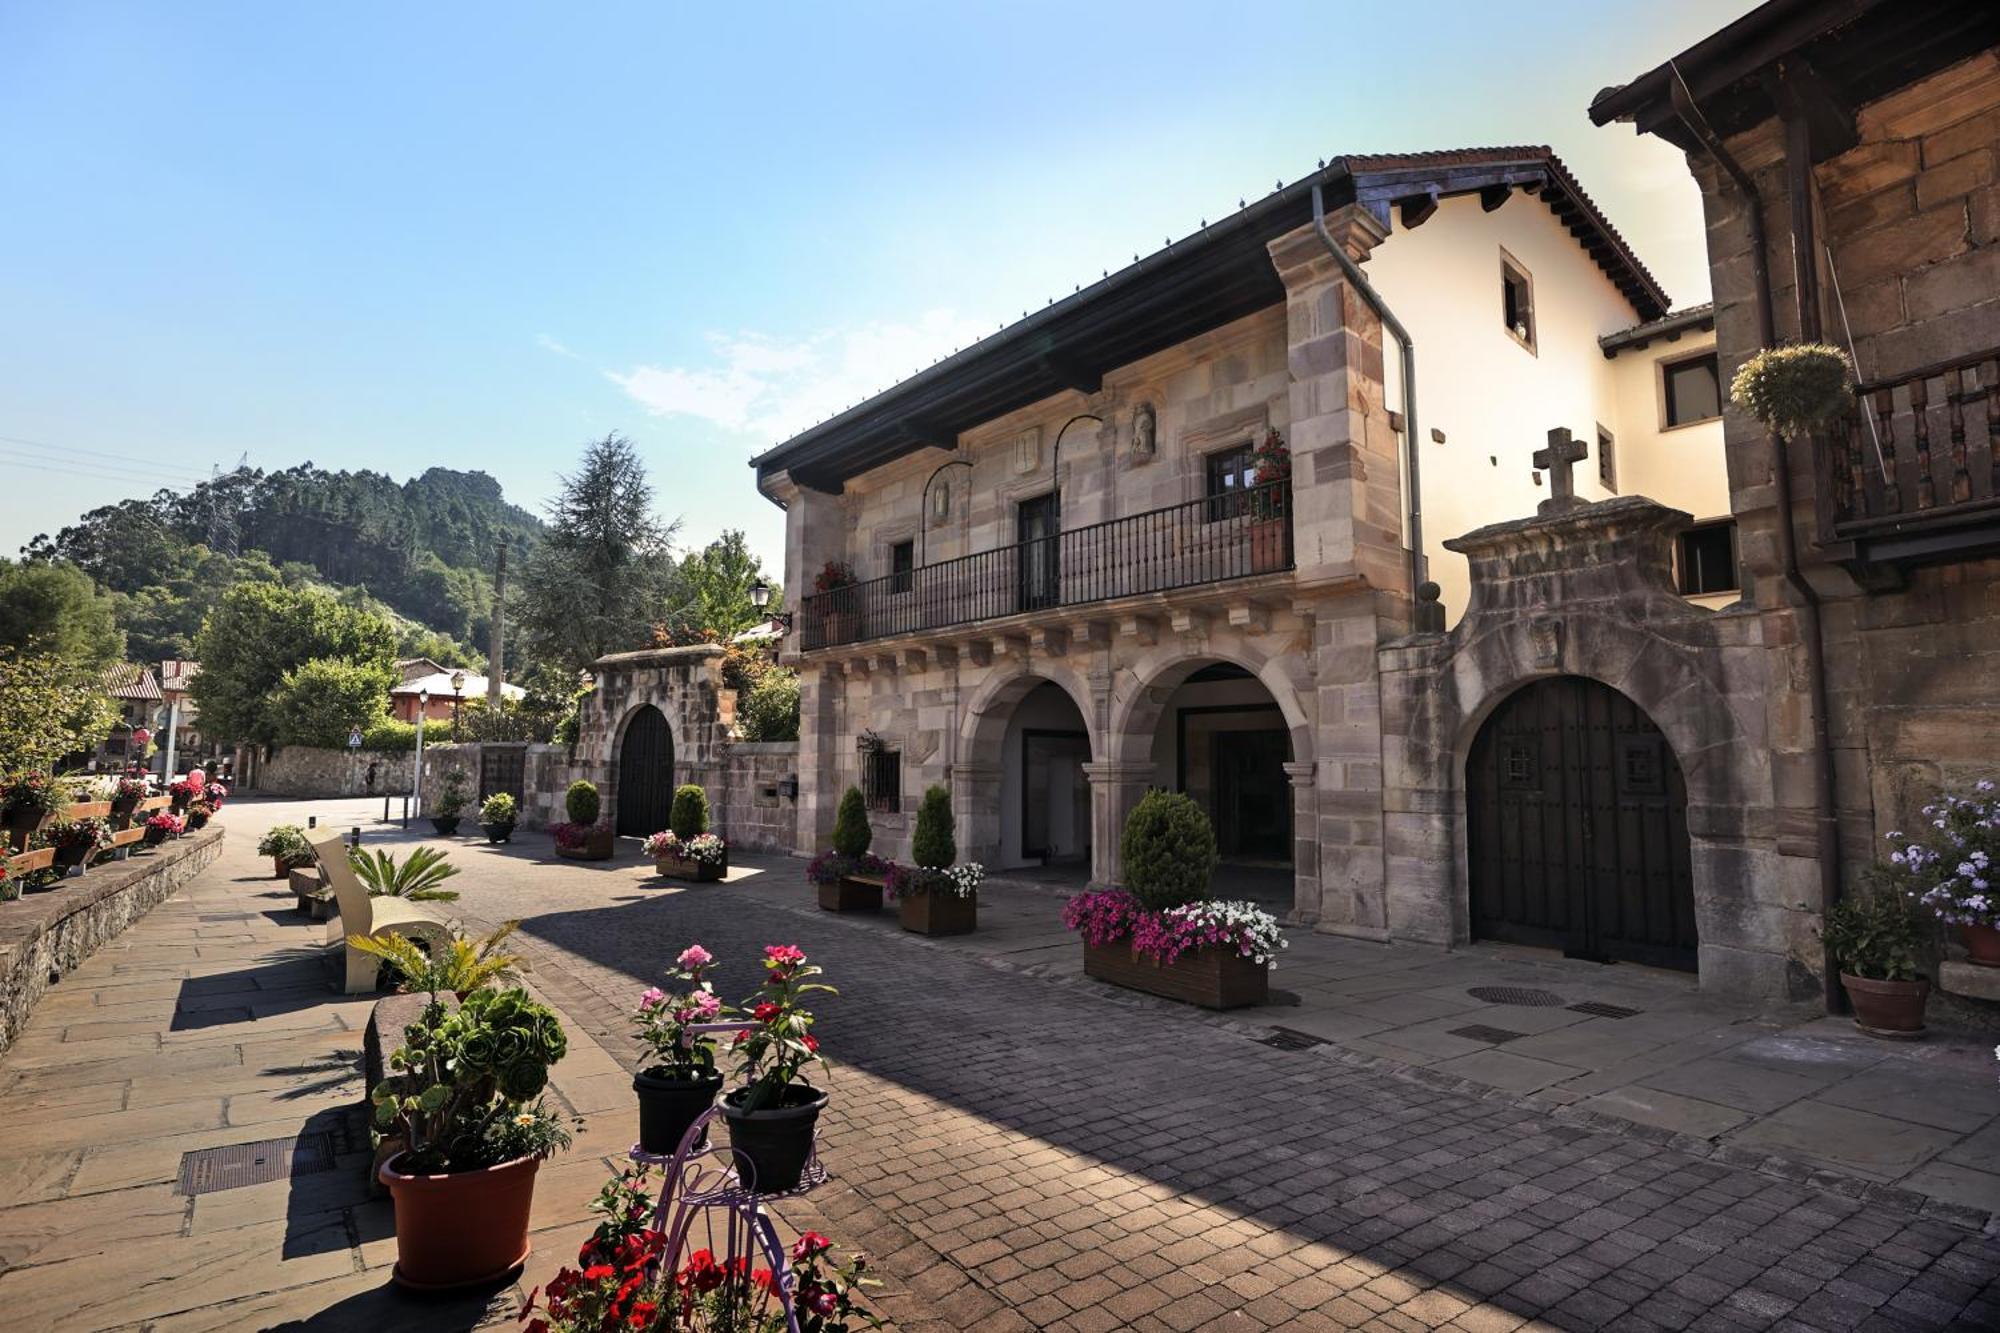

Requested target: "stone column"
[
  {"left": 954, "top": 762, "right": 1004, "bottom": 868},
  {"left": 1283, "top": 761, "right": 1321, "bottom": 925},
  {"left": 762, "top": 469, "right": 847, "bottom": 660},
  {"left": 1082, "top": 760, "right": 1155, "bottom": 888},
  {"left": 795, "top": 663, "right": 844, "bottom": 855}
]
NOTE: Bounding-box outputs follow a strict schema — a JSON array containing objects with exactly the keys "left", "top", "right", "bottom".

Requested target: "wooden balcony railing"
[
  {"left": 801, "top": 480, "right": 1293, "bottom": 651},
  {"left": 1818, "top": 346, "right": 2000, "bottom": 567}
]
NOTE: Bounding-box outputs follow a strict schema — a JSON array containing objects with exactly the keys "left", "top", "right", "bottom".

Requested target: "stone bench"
[{"left": 289, "top": 866, "right": 334, "bottom": 920}]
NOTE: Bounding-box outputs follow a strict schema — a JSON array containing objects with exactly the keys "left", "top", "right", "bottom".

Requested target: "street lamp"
[
  {"left": 450, "top": 669, "right": 466, "bottom": 742},
  {"left": 749, "top": 578, "right": 791, "bottom": 631}
]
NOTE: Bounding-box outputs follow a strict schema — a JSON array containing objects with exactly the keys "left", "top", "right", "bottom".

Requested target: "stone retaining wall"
[
  {"left": 0, "top": 826, "right": 225, "bottom": 1056},
  {"left": 250, "top": 746, "right": 414, "bottom": 799}
]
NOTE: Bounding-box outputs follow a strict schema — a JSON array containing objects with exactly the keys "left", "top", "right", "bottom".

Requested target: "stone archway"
[
  {"left": 614, "top": 703, "right": 675, "bottom": 837},
  {"left": 956, "top": 668, "right": 1099, "bottom": 872}
]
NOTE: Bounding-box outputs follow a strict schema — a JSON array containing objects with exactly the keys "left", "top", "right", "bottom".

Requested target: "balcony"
[
  {"left": 800, "top": 480, "right": 1294, "bottom": 652},
  {"left": 1816, "top": 346, "right": 2000, "bottom": 576}
]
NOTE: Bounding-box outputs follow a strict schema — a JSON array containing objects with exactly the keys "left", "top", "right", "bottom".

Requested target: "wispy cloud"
[
  {"left": 605, "top": 309, "right": 990, "bottom": 445},
  {"left": 537, "top": 333, "right": 583, "bottom": 360}
]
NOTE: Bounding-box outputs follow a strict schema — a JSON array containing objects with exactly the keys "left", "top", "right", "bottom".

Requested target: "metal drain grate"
[
  {"left": 1448, "top": 1024, "right": 1529, "bottom": 1044},
  {"left": 1567, "top": 1001, "right": 1643, "bottom": 1019},
  {"left": 177, "top": 1134, "right": 334, "bottom": 1196},
  {"left": 1259, "top": 1027, "right": 1330, "bottom": 1051},
  {"left": 1467, "top": 985, "right": 1566, "bottom": 1007}
]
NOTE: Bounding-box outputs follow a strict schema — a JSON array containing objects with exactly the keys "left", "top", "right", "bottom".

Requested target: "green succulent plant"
[
  {"left": 349, "top": 844, "right": 461, "bottom": 901},
  {"left": 348, "top": 920, "right": 527, "bottom": 995}
]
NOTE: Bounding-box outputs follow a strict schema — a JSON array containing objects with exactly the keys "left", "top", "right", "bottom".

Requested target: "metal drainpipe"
[
  {"left": 1670, "top": 69, "right": 1843, "bottom": 1012},
  {"left": 1311, "top": 184, "right": 1427, "bottom": 601}
]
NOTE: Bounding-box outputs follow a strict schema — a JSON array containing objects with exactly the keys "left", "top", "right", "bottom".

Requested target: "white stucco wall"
[
  {"left": 1369, "top": 192, "right": 1671, "bottom": 623},
  {"left": 1605, "top": 327, "right": 1728, "bottom": 520}
]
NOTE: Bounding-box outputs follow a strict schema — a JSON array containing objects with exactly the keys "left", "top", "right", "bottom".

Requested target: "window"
[
  {"left": 1204, "top": 443, "right": 1256, "bottom": 521},
  {"left": 1677, "top": 520, "right": 1739, "bottom": 596},
  {"left": 1664, "top": 353, "right": 1722, "bottom": 427},
  {"left": 1597, "top": 426, "right": 1617, "bottom": 493},
  {"left": 864, "top": 748, "right": 901, "bottom": 813},
  {"left": 1500, "top": 253, "right": 1536, "bottom": 352},
  {"left": 889, "top": 540, "right": 914, "bottom": 595}
]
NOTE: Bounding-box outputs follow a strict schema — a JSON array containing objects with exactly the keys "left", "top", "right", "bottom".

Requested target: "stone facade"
[{"left": 249, "top": 746, "right": 413, "bottom": 799}]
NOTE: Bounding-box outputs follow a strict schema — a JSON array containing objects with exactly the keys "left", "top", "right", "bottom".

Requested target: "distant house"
[
  {"left": 91, "top": 663, "right": 164, "bottom": 769},
  {"left": 389, "top": 667, "right": 525, "bottom": 723}
]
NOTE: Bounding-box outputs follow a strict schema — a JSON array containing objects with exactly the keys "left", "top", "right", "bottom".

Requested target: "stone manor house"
[{"left": 550, "top": 0, "right": 1996, "bottom": 1011}]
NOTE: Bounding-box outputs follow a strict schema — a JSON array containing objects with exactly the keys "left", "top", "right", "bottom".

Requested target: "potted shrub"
[
  {"left": 141, "top": 812, "right": 181, "bottom": 847},
  {"left": 203, "top": 779, "right": 229, "bottom": 809},
  {"left": 646, "top": 784, "right": 729, "bottom": 881},
  {"left": 184, "top": 799, "right": 216, "bottom": 831},
  {"left": 166, "top": 778, "right": 197, "bottom": 814},
  {"left": 552, "top": 781, "right": 614, "bottom": 860},
  {"left": 813, "top": 560, "right": 861, "bottom": 645},
  {"left": 889, "top": 784, "right": 981, "bottom": 936},
  {"left": 257, "top": 824, "right": 315, "bottom": 879},
  {"left": 373, "top": 986, "right": 573, "bottom": 1288},
  {"left": 430, "top": 766, "right": 470, "bottom": 837},
  {"left": 631, "top": 943, "right": 729, "bottom": 1153},
  {"left": 1063, "top": 791, "right": 1286, "bottom": 1009},
  {"left": 478, "top": 791, "right": 518, "bottom": 844},
  {"left": 47, "top": 816, "right": 114, "bottom": 873},
  {"left": 720, "top": 944, "right": 833, "bottom": 1194},
  {"left": 808, "top": 786, "right": 887, "bottom": 912},
  {"left": 1247, "top": 428, "right": 1291, "bottom": 573},
  {"left": 350, "top": 845, "right": 462, "bottom": 901},
  {"left": 109, "top": 775, "right": 150, "bottom": 820},
  {"left": 1822, "top": 874, "right": 1930, "bottom": 1038},
  {"left": 349, "top": 921, "right": 525, "bottom": 998},
  {"left": 1887, "top": 779, "right": 2000, "bottom": 966},
  {"left": 2, "top": 772, "right": 67, "bottom": 842}
]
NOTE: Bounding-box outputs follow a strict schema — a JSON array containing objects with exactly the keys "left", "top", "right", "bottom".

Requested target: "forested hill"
[{"left": 25, "top": 464, "right": 543, "bottom": 664}]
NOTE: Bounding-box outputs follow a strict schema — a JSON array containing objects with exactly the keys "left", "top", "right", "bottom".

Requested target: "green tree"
[
  {"left": 736, "top": 666, "right": 799, "bottom": 742},
  {"left": 911, "top": 784, "right": 955, "bottom": 869},
  {"left": 270, "top": 657, "right": 397, "bottom": 747},
  {"left": 190, "top": 583, "right": 398, "bottom": 745},
  {"left": 0, "top": 559, "right": 124, "bottom": 666},
  {"left": 0, "top": 648, "right": 120, "bottom": 771},
  {"left": 669, "top": 784, "right": 710, "bottom": 840},
  {"left": 832, "top": 785, "right": 872, "bottom": 857},
  {"left": 1121, "top": 790, "right": 1217, "bottom": 910},
  {"left": 660, "top": 529, "right": 772, "bottom": 642},
  {"left": 518, "top": 434, "right": 679, "bottom": 679}
]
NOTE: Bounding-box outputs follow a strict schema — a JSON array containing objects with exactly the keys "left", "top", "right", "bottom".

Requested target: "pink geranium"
[{"left": 677, "top": 944, "right": 713, "bottom": 969}]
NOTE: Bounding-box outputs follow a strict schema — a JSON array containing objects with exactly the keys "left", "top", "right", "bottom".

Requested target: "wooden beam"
[
  {"left": 1769, "top": 54, "right": 1860, "bottom": 164},
  {"left": 1394, "top": 192, "right": 1438, "bottom": 229},
  {"left": 1478, "top": 184, "right": 1511, "bottom": 212}
]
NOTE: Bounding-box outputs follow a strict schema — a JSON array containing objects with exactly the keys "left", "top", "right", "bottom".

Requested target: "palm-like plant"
[
  {"left": 349, "top": 845, "right": 462, "bottom": 901},
  {"left": 348, "top": 921, "right": 527, "bottom": 995}
]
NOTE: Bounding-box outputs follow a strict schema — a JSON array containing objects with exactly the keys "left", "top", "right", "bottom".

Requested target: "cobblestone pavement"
[{"left": 434, "top": 836, "right": 2000, "bottom": 1332}]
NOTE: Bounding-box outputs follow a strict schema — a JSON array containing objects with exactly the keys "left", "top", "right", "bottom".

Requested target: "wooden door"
[
  {"left": 615, "top": 706, "right": 675, "bottom": 837},
  {"left": 1017, "top": 493, "right": 1060, "bottom": 613},
  {"left": 1467, "top": 677, "right": 1697, "bottom": 972}
]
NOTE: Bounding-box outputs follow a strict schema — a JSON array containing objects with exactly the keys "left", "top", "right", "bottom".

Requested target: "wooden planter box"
[
  {"left": 899, "top": 890, "right": 977, "bottom": 936},
  {"left": 1082, "top": 940, "right": 1269, "bottom": 1010},
  {"left": 556, "top": 826, "right": 616, "bottom": 860},
  {"left": 819, "top": 874, "right": 883, "bottom": 912},
  {"left": 656, "top": 853, "right": 726, "bottom": 882}
]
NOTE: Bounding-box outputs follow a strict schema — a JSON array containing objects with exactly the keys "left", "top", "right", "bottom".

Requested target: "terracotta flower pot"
[
  {"left": 272, "top": 857, "right": 291, "bottom": 879},
  {"left": 721, "top": 1085, "right": 827, "bottom": 1195},
  {"left": 1961, "top": 924, "right": 2000, "bottom": 968},
  {"left": 378, "top": 1152, "right": 540, "bottom": 1289},
  {"left": 1840, "top": 973, "right": 1929, "bottom": 1039},
  {"left": 634, "top": 1068, "right": 723, "bottom": 1154},
  {"left": 1249, "top": 516, "right": 1288, "bottom": 572}
]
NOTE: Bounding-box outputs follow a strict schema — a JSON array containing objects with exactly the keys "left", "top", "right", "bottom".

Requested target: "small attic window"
[{"left": 1500, "top": 251, "right": 1536, "bottom": 354}]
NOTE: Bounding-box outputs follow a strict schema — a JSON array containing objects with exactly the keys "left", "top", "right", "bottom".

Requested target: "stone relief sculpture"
[{"left": 1131, "top": 402, "right": 1157, "bottom": 460}]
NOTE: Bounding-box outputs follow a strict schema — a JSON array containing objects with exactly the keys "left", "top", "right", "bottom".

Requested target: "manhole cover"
[
  {"left": 1259, "top": 1027, "right": 1329, "bottom": 1051},
  {"left": 1467, "top": 985, "right": 1566, "bottom": 1007},
  {"left": 1448, "top": 1024, "right": 1529, "bottom": 1044},
  {"left": 1567, "top": 1001, "right": 1643, "bottom": 1019},
  {"left": 177, "top": 1134, "right": 334, "bottom": 1196}
]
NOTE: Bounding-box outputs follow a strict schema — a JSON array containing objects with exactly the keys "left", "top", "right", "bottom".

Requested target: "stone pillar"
[
  {"left": 1282, "top": 761, "right": 1321, "bottom": 925},
  {"left": 954, "top": 762, "right": 1004, "bottom": 868},
  {"left": 795, "top": 663, "right": 844, "bottom": 855},
  {"left": 1082, "top": 760, "right": 1155, "bottom": 888},
  {"left": 763, "top": 469, "right": 847, "bottom": 660}
]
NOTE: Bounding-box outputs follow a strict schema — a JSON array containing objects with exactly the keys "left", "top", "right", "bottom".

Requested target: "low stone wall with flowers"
[{"left": 0, "top": 825, "right": 225, "bottom": 1056}]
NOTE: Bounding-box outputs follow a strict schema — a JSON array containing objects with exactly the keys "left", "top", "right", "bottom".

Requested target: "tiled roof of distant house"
[{"left": 102, "top": 663, "right": 163, "bottom": 701}]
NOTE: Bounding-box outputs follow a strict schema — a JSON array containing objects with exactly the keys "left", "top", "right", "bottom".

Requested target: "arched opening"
[
  {"left": 1466, "top": 675, "right": 1697, "bottom": 972},
  {"left": 615, "top": 705, "right": 675, "bottom": 837},
  {"left": 1145, "top": 661, "right": 1294, "bottom": 905},
  {"left": 998, "top": 681, "right": 1092, "bottom": 872}
]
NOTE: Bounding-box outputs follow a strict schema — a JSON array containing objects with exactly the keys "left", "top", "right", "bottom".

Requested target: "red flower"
[
  {"left": 764, "top": 944, "right": 806, "bottom": 966},
  {"left": 802, "top": 1033, "right": 820, "bottom": 1054},
  {"left": 791, "top": 1231, "right": 832, "bottom": 1261},
  {"left": 583, "top": 1263, "right": 616, "bottom": 1281},
  {"left": 753, "top": 1001, "right": 781, "bottom": 1023},
  {"left": 731, "top": 1027, "right": 752, "bottom": 1047}
]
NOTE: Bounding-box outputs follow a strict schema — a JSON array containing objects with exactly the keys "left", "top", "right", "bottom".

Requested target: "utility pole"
[{"left": 488, "top": 537, "right": 507, "bottom": 705}]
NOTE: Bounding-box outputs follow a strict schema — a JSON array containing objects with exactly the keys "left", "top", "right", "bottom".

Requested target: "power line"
[
  {"left": 0, "top": 457, "right": 206, "bottom": 489},
  {"left": 0, "top": 445, "right": 212, "bottom": 489},
  {"left": 0, "top": 432, "right": 243, "bottom": 480}
]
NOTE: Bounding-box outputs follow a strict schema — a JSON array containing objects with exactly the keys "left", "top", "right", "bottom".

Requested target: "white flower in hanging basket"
[{"left": 1729, "top": 343, "right": 1855, "bottom": 440}]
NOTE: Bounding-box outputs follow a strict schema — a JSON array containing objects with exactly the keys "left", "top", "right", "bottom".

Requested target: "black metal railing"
[
  {"left": 1818, "top": 346, "right": 2000, "bottom": 545},
  {"left": 801, "top": 480, "right": 1293, "bottom": 650}
]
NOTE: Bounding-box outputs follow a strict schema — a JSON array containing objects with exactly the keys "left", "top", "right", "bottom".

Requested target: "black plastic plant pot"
[
  {"left": 720, "top": 1085, "right": 827, "bottom": 1194},
  {"left": 634, "top": 1068, "right": 724, "bottom": 1154},
  {"left": 481, "top": 821, "right": 515, "bottom": 845},
  {"left": 430, "top": 815, "right": 462, "bottom": 837}
]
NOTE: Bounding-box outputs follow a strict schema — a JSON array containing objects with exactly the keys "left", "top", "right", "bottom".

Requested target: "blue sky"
[{"left": 0, "top": 1, "right": 1752, "bottom": 573}]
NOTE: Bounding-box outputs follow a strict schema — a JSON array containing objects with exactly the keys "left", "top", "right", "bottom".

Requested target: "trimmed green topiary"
[
  {"left": 669, "top": 784, "right": 710, "bottom": 840},
  {"left": 911, "top": 784, "right": 956, "bottom": 869},
  {"left": 565, "top": 780, "right": 600, "bottom": 826},
  {"left": 1121, "top": 789, "right": 1217, "bottom": 911},
  {"left": 831, "top": 785, "right": 872, "bottom": 858}
]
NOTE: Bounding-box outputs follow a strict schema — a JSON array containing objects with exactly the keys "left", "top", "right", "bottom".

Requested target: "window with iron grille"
[
  {"left": 1677, "top": 519, "right": 1739, "bottom": 595},
  {"left": 865, "top": 748, "right": 901, "bottom": 813},
  {"left": 1204, "top": 444, "right": 1256, "bottom": 521},
  {"left": 889, "top": 540, "right": 914, "bottom": 595}
]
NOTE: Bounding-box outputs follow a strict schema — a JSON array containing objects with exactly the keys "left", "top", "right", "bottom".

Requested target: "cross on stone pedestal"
[{"left": 1534, "top": 427, "right": 1589, "bottom": 516}]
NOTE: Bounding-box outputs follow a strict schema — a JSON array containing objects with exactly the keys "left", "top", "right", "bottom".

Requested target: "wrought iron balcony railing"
[
  {"left": 801, "top": 480, "right": 1293, "bottom": 651},
  {"left": 1818, "top": 346, "right": 2000, "bottom": 568}
]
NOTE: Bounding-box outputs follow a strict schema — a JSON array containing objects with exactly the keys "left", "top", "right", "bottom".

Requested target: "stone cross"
[{"left": 1534, "top": 427, "right": 1589, "bottom": 516}]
